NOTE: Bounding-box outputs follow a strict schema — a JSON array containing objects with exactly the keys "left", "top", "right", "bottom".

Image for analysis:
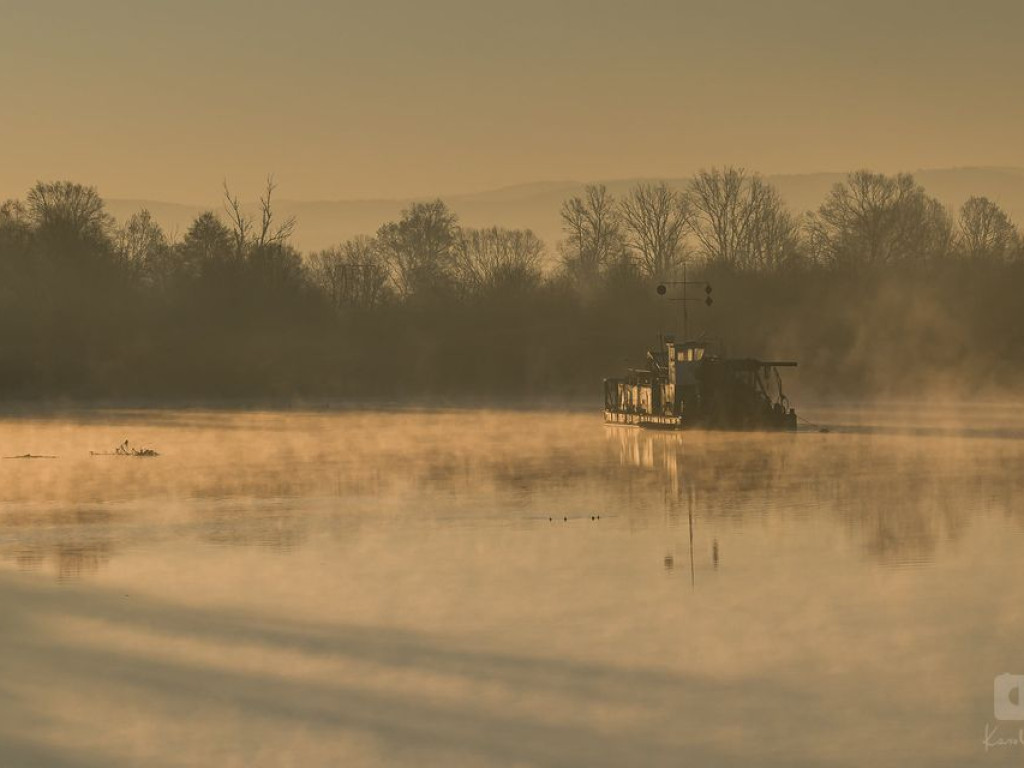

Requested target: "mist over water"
[
  {"left": 0, "top": 407, "right": 1021, "bottom": 766},
  {"left": 5, "top": 1, "right": 1023, "bottom": 764}
]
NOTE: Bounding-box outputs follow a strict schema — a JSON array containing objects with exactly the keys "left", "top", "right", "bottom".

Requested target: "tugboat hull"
[{"left": 603, "top": 409, "right": 797, "bottom": 431}]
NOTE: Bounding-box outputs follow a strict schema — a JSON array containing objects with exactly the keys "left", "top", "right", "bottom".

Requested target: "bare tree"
[
  {"left": 255, "top": 176, "right": 296, "bottom": 248},
  {"left": 619, "top": 182, "right": 689, "bottom": 277},
  {"left": 743, "top": 178, "right": 800, "bottom": 272},
  {"left": 222, "top": 183, "right": 251, "bottom": 256},
  {"left": 376, "top": 199, "right": 460, "bottom": 297},
  {"left": 115, "top": 209, "right": 168, "bottom": 282},
  {"left": 685, "top": 168, "right": 750, "bottom": 267},
  {"left": 957, "top": 196, "right": 1020, "bottom": 262},
  {"left": 25, "top": 181, "right": 113, "bottom": 242},
  {"left": 806, "top": 171, "right": 953, "bottom": 268},
  {"left": 308, "top": 236, "right": 390, "bottom": 310},
  {"left": 0, "top": 199, "right": 30, "bottom": 243},
  {"left": 223, "top": 175, "right": 296, "bottom": 256},
  {"left": 0, "top": 199, "right": 27, "bottom": 227},
  {"left": 454, "top": 227, "right": 545, "bottom": 293},
  {"left": 684, "top": 168, "right": 797, "bottom": 271},
  {"left": 558, "top": 184, "right": 624, "bottom": 281}
]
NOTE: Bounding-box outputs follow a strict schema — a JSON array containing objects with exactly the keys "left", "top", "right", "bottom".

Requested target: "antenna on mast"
[{"left": 655, "top": 272, "right": 713, "bottom": 340}]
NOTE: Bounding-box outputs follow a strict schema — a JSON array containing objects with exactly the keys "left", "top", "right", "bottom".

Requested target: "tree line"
[
  {"left": 556, "top": 168, "right": 1021, "bottom": 277},
  {"left": 0, "top": 168, "right": 1021, "bottom": 402}
]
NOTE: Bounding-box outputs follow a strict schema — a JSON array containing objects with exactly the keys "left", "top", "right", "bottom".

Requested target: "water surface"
[{"left": 1, "top": 406, "right": 1022, "bottom": 766}]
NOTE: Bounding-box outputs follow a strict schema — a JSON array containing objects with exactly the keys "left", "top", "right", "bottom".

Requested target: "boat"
[{"left": 603, "top": 335, "right": 798, "bottom": 431}]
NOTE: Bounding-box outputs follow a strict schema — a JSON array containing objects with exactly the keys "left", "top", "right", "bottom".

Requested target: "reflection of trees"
[
  {"left": 197, "top": 508, "right": 308, "bottom": 551},
  {"left": 0, "top": 509, "right": 117, "bottom": 580},
  {"left": 5, "top": 544, "right": 112, "bottom": 581},
  {"left": 606, "top": 427, "right": 1024, "bottom": 566},
  {"left": 50, "top": 542, "right": 115, "bottom": 581},
  {"left": 0, "top": 502, "right": 311, "bottom": 580},
  {"left": 5, "top": 411, "right": 1024, "bottom": 579}
]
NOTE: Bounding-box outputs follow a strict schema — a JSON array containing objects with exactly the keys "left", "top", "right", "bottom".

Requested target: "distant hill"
[{"left": 105, "top": 167, "right": 1024, "bottom": 255}]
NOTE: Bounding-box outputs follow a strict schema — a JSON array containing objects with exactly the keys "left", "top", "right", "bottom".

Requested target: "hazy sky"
[{"left": 2, "top": 0, "right": 1023, "bottom": 203}]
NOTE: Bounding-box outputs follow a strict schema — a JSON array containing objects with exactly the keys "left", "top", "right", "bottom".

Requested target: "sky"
[{"left": 2, "top": 0, "right": 1023, "bottom": 204}]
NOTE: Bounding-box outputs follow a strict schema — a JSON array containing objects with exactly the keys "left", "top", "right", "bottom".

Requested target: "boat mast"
[
  {"left": 682, "top": 261, "right": 689, "bottom": 339},
  {"left": 656, "top": 269, "right": 713, "bottom": 341}
]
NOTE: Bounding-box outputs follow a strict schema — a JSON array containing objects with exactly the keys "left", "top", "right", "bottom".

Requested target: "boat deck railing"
[{"left": 603, "top": 410, "right": 683, "bottom": 428}]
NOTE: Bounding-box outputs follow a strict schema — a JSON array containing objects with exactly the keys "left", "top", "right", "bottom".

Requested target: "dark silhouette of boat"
[{"left": 603, "top": 336, "right": 798, "bottom": 431}]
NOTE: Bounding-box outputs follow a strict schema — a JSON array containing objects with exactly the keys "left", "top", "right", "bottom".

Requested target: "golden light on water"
[{"left": 0, "top": 408, "right": 1022, "bottom": 765}]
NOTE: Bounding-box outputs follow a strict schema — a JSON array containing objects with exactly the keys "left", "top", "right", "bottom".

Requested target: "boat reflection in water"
[{"left": 606, "top": 410, "right": 1024, "bottom": 567}]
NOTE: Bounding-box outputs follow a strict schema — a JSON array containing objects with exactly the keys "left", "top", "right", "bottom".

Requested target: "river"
[{"left": 0, "top": 406, "right": 1022, "bottom": 766}]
